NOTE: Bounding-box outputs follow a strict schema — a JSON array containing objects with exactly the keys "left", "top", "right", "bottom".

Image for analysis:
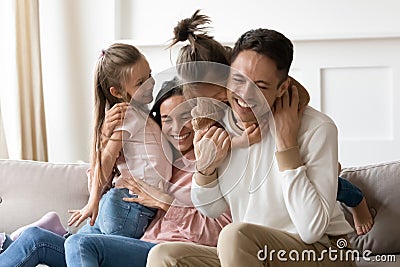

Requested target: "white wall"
[
  {"left": 118, "top": 0, "right": 400, "bottom": 44},
  {"left": 39, "top": 0, "right": 115, "bottom": 163},
  {"left": 118, "top": 0, "right": 400, "bottom": 167},
  {"left": 35, "top": 0, "right": 400, "bottom": 165}
]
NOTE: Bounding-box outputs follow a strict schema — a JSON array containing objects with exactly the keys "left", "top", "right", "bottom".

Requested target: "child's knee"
[{"left": 20, "top": 226, "right": 49, "bottom": 243}]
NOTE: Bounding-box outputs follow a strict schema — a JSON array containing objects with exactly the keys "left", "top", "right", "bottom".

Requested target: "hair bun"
[
  {"left": 174, "top": 18, "right": 193, "bottom": 42},
  {"left": 170, "top": 10, "right": 211, "bottom": 47}
]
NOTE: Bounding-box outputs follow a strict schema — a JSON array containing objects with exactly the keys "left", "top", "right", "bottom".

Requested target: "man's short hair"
[{"left": 231, "top": 29, "right": 293, "bottom": 79}]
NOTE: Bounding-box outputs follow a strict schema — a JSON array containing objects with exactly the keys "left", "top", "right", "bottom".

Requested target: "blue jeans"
[
  {"left": 0, "top": 227, "right": 66, "bottom": 267},
  {"left": 337, "top": 176, "right": 364, "bottom": 207},
  {"left": 0, "top": 227, "right": 157, "bottom": 267},
  {"left": 78, "top": 188, "right": 156, "bottom": 238},
  {"left": 64, "top": 233, "right": 156, "bottom": 267}
]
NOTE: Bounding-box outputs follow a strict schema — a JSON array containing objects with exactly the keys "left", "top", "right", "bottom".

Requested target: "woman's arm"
[
  {"left": 121, "top": 177, "right": 173, "bottom": 211},
  {"left": 164, "top": 205, "right": 231, "bottom": 246},
  {"left": 122, "top": 176, "right": 231, "bottom": 246}
]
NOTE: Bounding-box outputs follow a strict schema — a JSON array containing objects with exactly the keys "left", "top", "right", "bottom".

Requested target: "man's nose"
[
  {"left": 172, "top": 119, "right": 181, "bottom": 133},
  {"left": 236, "top": 81, "right": 254, "bottom": 101}
]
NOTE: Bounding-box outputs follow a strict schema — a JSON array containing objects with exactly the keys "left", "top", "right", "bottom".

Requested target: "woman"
[{"left": 0, "top": 79, "right": 231, "bottom": 267}]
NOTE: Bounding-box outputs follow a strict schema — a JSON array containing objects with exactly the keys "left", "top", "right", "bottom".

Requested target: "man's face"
[{"left": 227, "top": 50, "right": 288, "bottom": 126}]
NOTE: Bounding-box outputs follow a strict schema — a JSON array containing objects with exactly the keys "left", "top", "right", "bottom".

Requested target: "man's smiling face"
[{"left": 227, "top": 50, "right": 289, "bottom": 127}]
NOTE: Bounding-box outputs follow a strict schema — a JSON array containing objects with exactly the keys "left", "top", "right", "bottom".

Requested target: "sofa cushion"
[
  {"left": 340, "top": 160, "right": 400, "bottom": 255},
  {"left": 0, "top": 160, "right": 89, "bottom": 233}
]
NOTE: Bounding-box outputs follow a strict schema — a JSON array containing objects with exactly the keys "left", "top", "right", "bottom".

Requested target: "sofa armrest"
[{"left": 340, "top": 160, "right": 400, "bottom": 256}]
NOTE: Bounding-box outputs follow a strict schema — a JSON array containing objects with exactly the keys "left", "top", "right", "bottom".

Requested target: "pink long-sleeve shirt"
[{"left": 140, "top": 150, "right": 232, "bottom": 246}]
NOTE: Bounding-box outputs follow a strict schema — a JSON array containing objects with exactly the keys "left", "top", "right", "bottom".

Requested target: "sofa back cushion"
[
  {"left": 0, "top": 160, "right": 89, "bottom": 233},
  {"left": 340, "top": 160, "right": 400, "bottom": 255}
]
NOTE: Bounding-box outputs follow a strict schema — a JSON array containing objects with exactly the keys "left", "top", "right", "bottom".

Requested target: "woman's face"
[{"left": 160, "top": 95, "right": 194, "bottom": 154}]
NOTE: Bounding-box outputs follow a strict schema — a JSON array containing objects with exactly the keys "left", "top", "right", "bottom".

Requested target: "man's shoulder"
[
  {"left": 303, "top": 106, "right": 335, "bottom": 125},
  {"left": 300, "top": 106, "right": 337, "bottom": 134}
]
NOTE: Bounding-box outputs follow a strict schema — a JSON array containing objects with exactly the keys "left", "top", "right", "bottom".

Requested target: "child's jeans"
[
  {"left": 337, "top": 177, "right": 364, "bottom": 208},
  {"left": 78, "top": 188, "right": 156, "bottom": 238}
]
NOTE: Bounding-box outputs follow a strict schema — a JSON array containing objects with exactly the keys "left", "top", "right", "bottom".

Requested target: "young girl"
[
  {"left": 67, "top": 43, "right": 172, "bottom": 238},
  {"left": 170, "top": 10, "right": 373, "bottom": 235}
]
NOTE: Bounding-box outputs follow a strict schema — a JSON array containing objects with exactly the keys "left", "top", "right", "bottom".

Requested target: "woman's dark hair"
[
  {"left": 231, "top": 28, "right": 293, "bottom": 80},
  {"left": 151, "top": 77, "right": 183, "bottom": 127}
]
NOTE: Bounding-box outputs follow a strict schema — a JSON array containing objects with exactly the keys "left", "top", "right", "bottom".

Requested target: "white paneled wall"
[
  {"left": 33, "top": 0, "right": 400, "bottom": 164},
  {"left": 292, "top": 38, "right": 400, "bottom": 166},
  {"left": 115, "top": 1, "right": 400, "bottom": 167},
  {"left": 134, "top": 38, "right": 400, "bottom": 167}
]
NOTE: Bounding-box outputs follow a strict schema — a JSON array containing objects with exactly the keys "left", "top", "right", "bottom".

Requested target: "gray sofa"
[
  {"left": 1, "top": 159, "right": 399, "bottom": 266},
  {"left": 340, "top": 160, "right": 400, "bottom": 266}
]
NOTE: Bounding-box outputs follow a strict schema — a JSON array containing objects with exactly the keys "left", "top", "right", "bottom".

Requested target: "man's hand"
[{"left": 273, "top": 85, "right": 305, "bottom": 151}]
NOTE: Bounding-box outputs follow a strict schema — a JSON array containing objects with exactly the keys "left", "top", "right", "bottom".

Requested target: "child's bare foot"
[{"left": 352, "top": 197, "right": 374, "bottom": 235}]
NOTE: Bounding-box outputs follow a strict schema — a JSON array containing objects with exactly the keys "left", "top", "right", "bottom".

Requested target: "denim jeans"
[
  {"left": 0, "top": 227, "right": 157, "bottom": 267},
  {"left": 337, "top": 176, "right": 364, "bottom": 207},
  {"left": 64, "top": 233, "right": 156, "bottom": 267},
  {"left": 0, "top": 227, "right": 66, "bottom": 267},
  {"left": 78, "top": 188, "right": 156, "bottom": 238}
]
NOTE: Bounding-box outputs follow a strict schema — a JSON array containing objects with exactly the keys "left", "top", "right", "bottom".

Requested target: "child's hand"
[
  {"left": 67, "top": 199, "right": 100, "bottom": 228},
  {"left": 194, "top": 126, "right": 231, "bottom": 175},
  {"left": 231, "top": 124, "right": 261, "bottom": 148}
]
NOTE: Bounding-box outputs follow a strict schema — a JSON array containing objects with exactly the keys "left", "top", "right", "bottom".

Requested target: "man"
[{"left": 147, "top": 28, "right": 355, "bottom": 266}]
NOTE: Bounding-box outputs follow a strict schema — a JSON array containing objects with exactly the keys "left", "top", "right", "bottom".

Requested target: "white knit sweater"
[{"left": 191, "top": 106, "right": 353, "bottom": 244}]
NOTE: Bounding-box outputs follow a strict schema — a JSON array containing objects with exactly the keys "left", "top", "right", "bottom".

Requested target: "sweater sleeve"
[
  {"left": 164, "top": 204, "right": 231, "bottom": 246},
  {"left": 190, "top": 172, "right": 228, "bottom": 219},
  {"left": 277, "top": 122, "right": 338, "bottom": 244}
]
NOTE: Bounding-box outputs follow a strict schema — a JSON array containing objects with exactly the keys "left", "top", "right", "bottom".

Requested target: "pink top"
[
  {"left": 140, "top": 150, "right": 232, "bottom": 246},
  {"left": 113, "top": 106, "right": 172, "bottom": 188}
]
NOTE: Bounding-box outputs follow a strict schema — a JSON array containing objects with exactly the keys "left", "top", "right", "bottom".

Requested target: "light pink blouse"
[{"left": 140, "top": 150, "right": 232, "bottom": 246}]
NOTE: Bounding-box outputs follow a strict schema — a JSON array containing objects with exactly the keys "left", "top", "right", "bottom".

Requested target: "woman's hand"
[
  {"left": 67, "top": 198, "right": 100, "bottom": 228},
  {"left": 273, "top": 85, "right": 305, "bottom": 151},
  {"left": 101, "top": 103, "right": 129, "bottom": 148},
  {"left": 194, "top": 126, "right": 231, "bottom": 176},
  {"left": 121, "top": 178, "right": 173, "bottom": 212}
]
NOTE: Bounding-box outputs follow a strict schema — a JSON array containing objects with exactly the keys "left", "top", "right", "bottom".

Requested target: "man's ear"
[
  {"left": 277, "top": 77, "right": 290, "bottom": 97},
  {"left": 109, "top": 86, "right": 122, "bottom": 99}
]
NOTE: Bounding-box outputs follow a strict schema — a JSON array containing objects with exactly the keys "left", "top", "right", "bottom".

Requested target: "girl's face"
[
  {"left": 187, "top": 83, "right": 227, "bottom": 103},
  {"left": 160, "top": 95, "right": 194, "bottom": 154},
  {"left": 126, "top": 56, "right": 155, "bottom": 104}
]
